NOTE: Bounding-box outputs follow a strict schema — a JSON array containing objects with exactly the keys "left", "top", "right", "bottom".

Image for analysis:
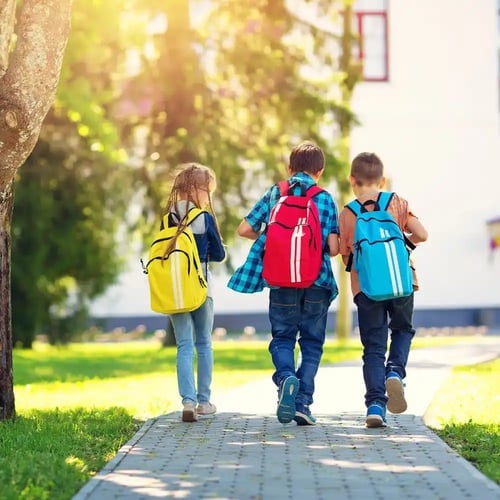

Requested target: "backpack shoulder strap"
[
  {"left": 161, "top": 207, "right": 205, "bottom": 230},
  {"left": 305, "top": 184, "right": 323, "bottom": 199},
  {"left": 345, "top": 199, "right": 362, "bottom": 217},
  {"left": 277, "top": 180, "right": 290, "bottom": 196},
  {"left": 184, "top": 206, "right": 205, "bottom": 225},
  {"left": 378, "top": 191, "right": 394, "bottom": 211},
  {"left": 160, "top": 213, "right": 171, "bottom": 230},
  {"left": 277, "top": 180, "right": 323, "bottom": 198},
  {"left": 345, "top": 199, "right": 361, "bottom": 273}
]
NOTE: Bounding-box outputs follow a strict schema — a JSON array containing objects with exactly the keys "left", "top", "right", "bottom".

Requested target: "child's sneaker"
[
  {"left": 182, "top": 402, "right": 198, "bottom": 422},
  {"left": 294, "top": 403, "right": 316, "bottom": 426},
  {"left": 386, "top": 371, "right": 407, "bottom": 414},
  {"left": 197, "top": 402, "right": 217, "bottom": 415},
  {"left": 366, "top": 402, "right": 387, "bottom": 428},
  {"left": 276, "top": 375, "right": 299, "bottom": 424}
]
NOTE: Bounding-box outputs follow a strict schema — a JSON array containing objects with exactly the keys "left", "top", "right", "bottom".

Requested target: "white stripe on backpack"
[
  {"left": 291, "top": 219, "right": 305, "bottom": 283},
  {"left": 171, "top": 252, "right": 184, "bottom": 309},
  {"left": 381, "top": 228, "right": 404, "bottom": 296}
]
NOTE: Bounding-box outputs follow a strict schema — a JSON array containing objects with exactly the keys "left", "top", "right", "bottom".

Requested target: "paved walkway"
[{"left": 73, "top": 337, "right": 500, "bottom": 500}]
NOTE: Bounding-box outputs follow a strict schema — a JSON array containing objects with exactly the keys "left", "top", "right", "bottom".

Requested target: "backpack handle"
[
  {"left": 278, "top": 180, "right": 323, "bottom": 199},
  {"left": 360, "top": 199, "right": 379, "bottom": 213}
]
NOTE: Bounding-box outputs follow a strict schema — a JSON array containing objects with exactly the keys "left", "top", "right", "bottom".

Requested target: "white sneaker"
[
  {"left": 196, "top": 402, "right": 217, "bottom": 415},
  {"left": 386, "top": 372, "right": 407, "bottom": 414}
]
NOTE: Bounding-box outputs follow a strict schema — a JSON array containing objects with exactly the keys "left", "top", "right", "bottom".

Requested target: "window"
[{"left": 353, "top": 0, "right": 389, "bottom": 82}]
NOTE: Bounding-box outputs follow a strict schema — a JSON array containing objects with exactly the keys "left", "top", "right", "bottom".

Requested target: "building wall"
[{"left": 349, "top": 0, "right": 500, "bottom": 309}]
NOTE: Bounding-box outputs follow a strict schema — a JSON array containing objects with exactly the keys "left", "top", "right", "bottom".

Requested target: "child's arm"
[
  {"left": 237, "top": 219, "right": 261, "bottom": 241},
  {"left": 405, "top": 215, "right": 428, "bottom": 245},
  {"left": 206, "top": 214, "right": 226, "bottom": 262},
  {"left": 238, "top": 188, "right": 273, "bottom": 241},
  {"left": 327, "top": 234, "right": 340, "bottom": 257}
]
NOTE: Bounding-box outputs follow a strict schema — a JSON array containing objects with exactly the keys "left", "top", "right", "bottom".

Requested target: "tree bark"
[
  {"left": 0, "top": 181, "right": 14, "bottom": 419},
  {"left": 0, "top": 0, "right": 72, "bottom": 191},
  {"left": 0, "top": 0, "right": 16, "bottom": 79},
  {"left": 0, "top": 0, "right": 72, "bottom": 420}
]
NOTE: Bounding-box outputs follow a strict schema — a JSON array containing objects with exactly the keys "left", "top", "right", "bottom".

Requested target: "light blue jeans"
[{"left": 170, "top": 297, "right": 214, "bottom": 405}]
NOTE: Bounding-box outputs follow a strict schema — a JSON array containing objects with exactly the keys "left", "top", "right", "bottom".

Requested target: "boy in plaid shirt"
[{"left": 229, "top": 141, "right": 339, "bottom": 425}]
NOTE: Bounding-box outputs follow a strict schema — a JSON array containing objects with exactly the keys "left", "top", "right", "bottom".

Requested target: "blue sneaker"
[
  {"left": 276, "top": 376, "right": 299, "bottom": 423},
  {"left": 294, "top": 403, "right": 316, "bottom": 426},
  {"left": 366, "top": 402, "right": 387, "bottom": 428},
  {"left": 386, "top": 371, "right": 407, "bottom": 414}
]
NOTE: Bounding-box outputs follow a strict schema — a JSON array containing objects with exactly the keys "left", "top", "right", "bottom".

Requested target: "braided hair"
[{"left": 162, "top": 163, "right": 222, "bottom": 258}]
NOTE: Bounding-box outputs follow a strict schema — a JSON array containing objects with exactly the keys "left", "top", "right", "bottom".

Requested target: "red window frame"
[{"left": 355, "top": 10, "right": 389, "bottom": 82}]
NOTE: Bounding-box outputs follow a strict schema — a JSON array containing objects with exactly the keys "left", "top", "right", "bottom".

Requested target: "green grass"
[
  {"left": 425, "top": 358, "right": 500, "bottom": 484},
  {"left": 0, "top": 408, "right": 137, "bottom": 500},
  {"left": 1, "top": 335, "right": 494, "bottom": 499}
]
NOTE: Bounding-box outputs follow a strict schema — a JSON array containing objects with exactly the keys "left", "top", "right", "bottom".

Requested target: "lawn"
[
  {"left": 425, "top": 358, "right": 500, "bottom": 484},
  {"left": 0, "top": 336, "right": 496, "bottom": 499}
]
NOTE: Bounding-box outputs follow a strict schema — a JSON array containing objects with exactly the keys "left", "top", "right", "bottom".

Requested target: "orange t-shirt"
[{"left": 339, "top": 192, "right": 419, "bottom": 300}]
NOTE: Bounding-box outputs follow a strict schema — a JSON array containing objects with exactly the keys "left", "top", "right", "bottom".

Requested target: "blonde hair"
[{"left": 162, "top": 163, "right": 221, "bottom": 259}]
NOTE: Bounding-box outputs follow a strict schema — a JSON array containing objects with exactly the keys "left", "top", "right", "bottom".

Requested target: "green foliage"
[
  {"left": 123, "top": 0, "right": 354, "bottom": 263},
  {"left": 11, "top": 0, "right": 137, "bottom": 348},
  {"left": 11, "top": 137, "right": 131, "bottom": 348},
  {"left": 56, "top": 0, "right": 134, "bottom": 159}
]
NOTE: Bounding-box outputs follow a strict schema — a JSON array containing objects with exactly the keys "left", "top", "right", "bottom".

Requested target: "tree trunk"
[
  {"left": 335, "top": 193, "right": 353, "bottom": 340},
  {"left": 335, "top": 1, "right": 361, "bottom": 340},
  {"left": 0, "top": 0, "right": 72, "bottom": 420},
  {"left": 0, "top": 181, "right": 15, "bottom": 420}
]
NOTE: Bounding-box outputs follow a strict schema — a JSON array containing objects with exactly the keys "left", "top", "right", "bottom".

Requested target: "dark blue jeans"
[
  {"left": 354, "top": 292, "right": 416, "bottom": 407},
  {"left": 268, "top": 286, "right": 330, "bottom": 407},
  {"left": 354, "top": 293, "right": 415, "bottom": 406}
]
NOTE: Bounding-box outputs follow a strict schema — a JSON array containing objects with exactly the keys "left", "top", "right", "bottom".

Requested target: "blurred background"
[{"left": 11, "top": 0, "right": 500, "bottom": 347}]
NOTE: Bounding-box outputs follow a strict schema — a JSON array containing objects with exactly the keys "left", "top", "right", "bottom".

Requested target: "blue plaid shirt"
[{"left": 228, "top": 172, "right": 339, "bottom": 301}]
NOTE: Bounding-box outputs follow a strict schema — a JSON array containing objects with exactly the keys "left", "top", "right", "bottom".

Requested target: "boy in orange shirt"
[{"left": 339, "top": 152, "right": 428, "bottom": 427}]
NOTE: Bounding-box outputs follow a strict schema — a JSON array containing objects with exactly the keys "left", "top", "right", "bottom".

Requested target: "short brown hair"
[
  {"left": 350, "top": 152, "right": 384, "bottom": 186},
  {"left": 289, "top": 141, "right": 325, "bottom": 174}
]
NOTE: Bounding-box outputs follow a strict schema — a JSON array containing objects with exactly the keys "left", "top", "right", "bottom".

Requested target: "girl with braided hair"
[{"left": 164, "top": 163, "right": 226, "bottom": 422}]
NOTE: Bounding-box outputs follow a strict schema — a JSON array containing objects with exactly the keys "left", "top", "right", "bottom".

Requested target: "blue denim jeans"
[
  {"left": 268, "top": 286, "right": 330, "bottom": 407},
  {"left": 354, "top": 292, "right": 416, "bottom": 407},
  {"left": 170, "top": 297, "right": 214, "bottom": 405}
]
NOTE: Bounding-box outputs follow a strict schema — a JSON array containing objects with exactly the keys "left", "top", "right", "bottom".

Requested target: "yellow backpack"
[{"left": 143, "top": 207, "right": 208, "bottom": 314}]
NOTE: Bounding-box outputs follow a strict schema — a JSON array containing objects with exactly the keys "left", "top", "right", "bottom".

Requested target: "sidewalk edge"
[{"left": 72, "top": 417, "right": 157, "bottom": 500}]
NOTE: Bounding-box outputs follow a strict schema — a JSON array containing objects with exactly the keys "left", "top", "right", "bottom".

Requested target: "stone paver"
[{"left": 73, "top": 337, "right": 500, "bottom": 500}]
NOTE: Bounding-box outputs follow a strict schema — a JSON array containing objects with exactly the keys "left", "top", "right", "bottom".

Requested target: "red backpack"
[{"left": 262, "top": 180, "right": 324, "bottom": 288}]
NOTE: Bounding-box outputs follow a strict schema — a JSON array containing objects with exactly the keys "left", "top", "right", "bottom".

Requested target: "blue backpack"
[{"left": 346, "top": 192, "right": 415, "bottom": 301}]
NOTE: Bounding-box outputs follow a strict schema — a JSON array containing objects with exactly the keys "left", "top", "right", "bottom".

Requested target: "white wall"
[
  {"left": 91, "top": 0, "right": 500, "bottom": 316},
  {"left": 348, "top": 0, "right": 500, "bottom": 308}
]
